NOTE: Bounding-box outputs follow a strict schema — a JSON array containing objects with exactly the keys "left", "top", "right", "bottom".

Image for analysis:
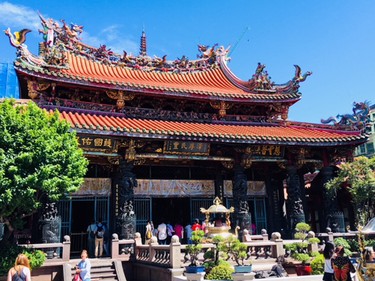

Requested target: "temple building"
[{"left": 4, "top": 14, "right": 371, "bottom": 255}]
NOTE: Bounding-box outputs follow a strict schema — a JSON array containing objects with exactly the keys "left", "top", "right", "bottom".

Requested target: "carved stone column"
[
  {"left": 286, "top": 166, "right": 305, "bottom": 236},
  {"left": 321, "top": 166, "right": 345, "bottom": 232},
  {"left": 39, "top": 202, "right": 61, "bottom": 258},
  {"left": 266, "top": 175, "right": 284, "bottom": 234},
  {"left": 233, "top": 165, "right": 251, "bottom": 240},
  {"left": 115, "top": 159, "right": 137, "bottom": 239}
]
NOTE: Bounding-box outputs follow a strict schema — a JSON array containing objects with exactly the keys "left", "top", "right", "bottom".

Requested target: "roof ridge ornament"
[
  {"left": 244, "top": 63, "right": 311, "bottom": 94},
  {"left": 321, "top": 101, "right": 372, "bottom": 133}
]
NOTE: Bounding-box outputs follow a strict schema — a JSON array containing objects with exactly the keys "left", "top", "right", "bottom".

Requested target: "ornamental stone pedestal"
[{"left": 39, "top": 202, "right": 61, "bottom": 259}]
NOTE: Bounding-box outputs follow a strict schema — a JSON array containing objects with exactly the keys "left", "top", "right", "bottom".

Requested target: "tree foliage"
[
  {"left": 0, "top": 99, "right": 88, "bottom": 228},
  {"left": 325, "top": 156, "right": 375, "bottom": 226}
]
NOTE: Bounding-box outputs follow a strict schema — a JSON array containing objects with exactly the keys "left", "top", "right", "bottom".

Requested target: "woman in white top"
[
  {"left": 7, "top": 253, "right": 32, "bottom": 281},
  {"left": 157, "top": 222, "right": 167, "bottom": 244},
  {"left": 323, "top": 241, "right": 335, "bottom": 281}
]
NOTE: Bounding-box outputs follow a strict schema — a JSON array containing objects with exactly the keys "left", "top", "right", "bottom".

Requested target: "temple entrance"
[
  {"left": 57, "top": 196, "right": 110, "bottom": 258},
  {"left": 152, "top": 198, "right": 190, "bottom": 226}
]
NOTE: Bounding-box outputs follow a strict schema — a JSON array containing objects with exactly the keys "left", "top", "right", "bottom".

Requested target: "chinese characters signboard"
[
  {"left": 163, "top": 141, "right": 210, "bottom": 156},
  {"left": 77, "top": 136, "right": 118, "bottom": 153},
  {"left": 245, "top": 145, "right": 284, "bottom": 158}
]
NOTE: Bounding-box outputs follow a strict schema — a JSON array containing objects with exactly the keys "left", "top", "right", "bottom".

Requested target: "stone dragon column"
[
  {"left": 115, "top": 159, "right": 137, "bottom": 239},
  {"left": 286, "top": 166, "right": 305, "bottom": 236},
  {"left": 321, "top": 166, "right": 345, "bottom": 232},
  {"left": 232, "top": 165, "right": 251, "bottom": 240}
]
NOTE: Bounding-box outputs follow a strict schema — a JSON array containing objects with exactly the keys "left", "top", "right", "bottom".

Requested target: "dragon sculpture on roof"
[{"left": 321, "top": 101, "right": 372, "bottom": 132}]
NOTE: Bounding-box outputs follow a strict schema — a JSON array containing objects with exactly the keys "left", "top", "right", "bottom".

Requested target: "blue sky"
[{"left": 0, "top": 0, "right": 374, "bottom": 123}]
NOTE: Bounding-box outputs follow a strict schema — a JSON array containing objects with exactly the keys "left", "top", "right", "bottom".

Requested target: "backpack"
[{"left": 96, "top": 224, "right": 105, "bottom": 238}]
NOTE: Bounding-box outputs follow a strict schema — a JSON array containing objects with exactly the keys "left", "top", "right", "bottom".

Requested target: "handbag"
[
  {"left": 146, "top": 229, "right": 152, "bottom": 239},
  {"left": 73, "top": 273, "right": 82, "bottom": 281}
]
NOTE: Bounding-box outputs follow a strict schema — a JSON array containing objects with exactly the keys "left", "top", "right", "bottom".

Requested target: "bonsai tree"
[
  {"left": 0, "top": 99, "right": 88, "bottom": 238},
  {"left": 220, "top": 235, "right": 250, "bottom": 266},
  {"left": 293, "top": 222, "right": 320, "bottom": 253},
  {"left": 285, "top": 222, "right": 320, "bottom": 261},
  {"left": 186, "top": 230, "right": 205, "bottom": 266}
]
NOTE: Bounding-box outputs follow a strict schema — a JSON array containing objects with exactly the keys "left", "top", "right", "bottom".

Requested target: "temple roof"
[
  {"left": 57, "top": 110, "right": 366, "bottom": 146},
  {"left": 5, "top": 14, "right": 311, "bottom": 103}
]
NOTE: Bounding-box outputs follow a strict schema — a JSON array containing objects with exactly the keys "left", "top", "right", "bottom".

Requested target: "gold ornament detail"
[
  {"left": 27, "top": 80, "right": 50, "bottom": 99},
  {"left": 210, "top": 101, "right": 232, "bottom": 118},
  {"left": 106, "top": 90, "right": 135, "bottom": 110}
]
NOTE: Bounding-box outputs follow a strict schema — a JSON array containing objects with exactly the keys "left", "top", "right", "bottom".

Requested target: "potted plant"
[
  {"left": 294, "top": 253, "right": 312, "bottom": 275},
  {"left": 221, "top": 235, "right": 252, "bottom": 273},
  {"left": 185, "top": 230, "right": 205, "bottom": 273}
]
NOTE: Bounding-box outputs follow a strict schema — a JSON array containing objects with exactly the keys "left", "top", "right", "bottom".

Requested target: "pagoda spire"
[{"left": 139, "top": 29, "right": 147, "bottom": 56}]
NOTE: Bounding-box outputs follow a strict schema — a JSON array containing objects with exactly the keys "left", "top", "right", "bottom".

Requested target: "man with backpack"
[{"left": 94, "top": 218, "right": 105, "bottom": 258}]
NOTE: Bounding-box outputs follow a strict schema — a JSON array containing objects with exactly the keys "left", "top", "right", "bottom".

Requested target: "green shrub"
[
  {"left": 293, "top": 253, "right": 311, "bottom": 264},
  {"left": 310, "top": 254, "right": 324, "bottom": 275},
  {"left": 206, "top": 264, "right": 234, "bottom": 280},
  {"left": 0, "top": 241, "right": 46, "bottom": 276},
  {"left": 24, "top": 249, "right": 46, "bottom": 269}
]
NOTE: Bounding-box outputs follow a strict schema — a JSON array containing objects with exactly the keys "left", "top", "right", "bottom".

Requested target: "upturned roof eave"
[{"left": 14, "top": 60, "right": 302, "bottom": 104}]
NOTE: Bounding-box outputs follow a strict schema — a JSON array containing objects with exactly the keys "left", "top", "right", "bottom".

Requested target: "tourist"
[
  {"left": 322, "top": 241, "right": 335, "bottom": 281},
  {"left": 102, "top": 221, "right": 109, "bottom": 257},
  {"left": 174, "top": 222, "right": 184, "bottom": 242},
  {"left": 185, "top": 222, "right": 192, "bottom": 244},
  {"left": 332, "top": 246, "right": 356, "bottom": 281},
  {"left": 7, "top": 253, "right": 31, "bottom": 281},
  {"left": 157, "top": 221, "right": 167, "bottom": 245},
  {"left": 166, "top": 221, "right": 175, "bottom": 244},
  {"left": 94, "top": 218, "right": 105, "bottom": 258},
  {"left": 76, "top": 249, "right": 91, "bottom": 281},
  {"left": 145, "top": 220, "right": 153, "bottom": 245},
  {"left": 86, "top": 220, "right": 96, "bottom": 258},
  {"left": 191, "top": 219, "right": 201, "bottom": 231}
]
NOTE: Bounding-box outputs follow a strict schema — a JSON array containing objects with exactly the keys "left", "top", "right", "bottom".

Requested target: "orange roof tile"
[
  {"left": 15, "top": 53, "right": 301, "bottom": 102},
  {"left": 58, "top": 111, "right": 365, "bottom": 145}
]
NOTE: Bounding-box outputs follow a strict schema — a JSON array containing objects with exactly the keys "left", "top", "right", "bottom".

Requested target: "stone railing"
[
  {"left": 111, "top": 233, "right": 135, "bottom": 260},
  {"left": 19, "top": 235, "right": 71, "bottom": 261}
]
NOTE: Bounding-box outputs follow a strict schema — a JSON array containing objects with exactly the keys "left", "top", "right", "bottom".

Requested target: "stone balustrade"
[{"left": 19, "top": 235, "right": 71, "bottom": 261}]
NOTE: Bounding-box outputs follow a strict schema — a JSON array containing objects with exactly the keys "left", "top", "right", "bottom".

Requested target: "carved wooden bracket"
[
  {"left": 27, "top": 79, "right": 50, "bottom": 99},
  {"left": 106, "top": 90, "right": 135, "bottom": 109},
  {"left": 210, "top": 101, "right": 232, "bottom": 118}
]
